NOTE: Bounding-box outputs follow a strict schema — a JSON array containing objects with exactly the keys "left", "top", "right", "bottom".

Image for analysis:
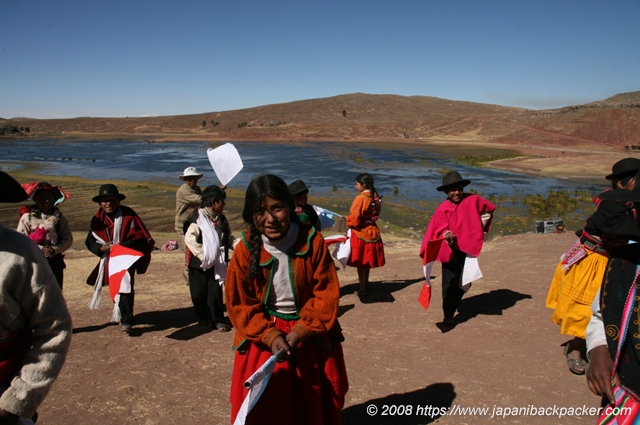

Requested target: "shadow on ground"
[
  {"left": 101, "top": 306, "right": 198, "bottom": 338},
  {"left": 436, "top": 288, "right": 532, "bottom": 333},
  {"left": 340, "top": 277, "right": 423, "bottom": 304},
  {"left": 342, "top": 382, "right": 456, "bottom": 425}
]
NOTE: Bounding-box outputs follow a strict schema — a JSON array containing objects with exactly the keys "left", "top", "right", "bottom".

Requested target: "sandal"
[
  {"left": 215, "top": 323, "right": 231, "bottom": 333},
  {"left": 564, "top": 345, "right": 586, "bottom": 375}
]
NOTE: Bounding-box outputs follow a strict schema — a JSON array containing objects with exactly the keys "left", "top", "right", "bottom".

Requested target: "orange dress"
[{"left": 346, "top": 191, "right": 385, "bottom": 268}]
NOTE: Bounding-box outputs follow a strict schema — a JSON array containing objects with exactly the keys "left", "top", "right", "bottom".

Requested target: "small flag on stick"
[
  {"left": 108, "top": 244, "right": 143, "bottom": 302},
  {"left": 233, "top": 348, "right": 286, "bottom": 425},
  {"left": 313, "top": 205, "right": 344, "bottom": 230},
  {"left": 418, "top": 238, "right": 445, "bottom": 310}
]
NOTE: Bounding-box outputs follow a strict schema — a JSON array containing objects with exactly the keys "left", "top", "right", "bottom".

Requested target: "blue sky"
[{"left": 1, "top": 0, "right": 638, "bottom": 119}]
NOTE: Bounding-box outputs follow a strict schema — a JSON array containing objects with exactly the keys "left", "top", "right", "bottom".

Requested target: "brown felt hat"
[
  {"left": 436, "top": 171, "right": 471, "bottom": 192},
  {"left": 0, "top": 171, "right": 28, "bottom": 203}
]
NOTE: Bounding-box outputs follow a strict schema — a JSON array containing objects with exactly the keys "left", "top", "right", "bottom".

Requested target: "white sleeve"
[
  {"left": 586, "top": 288, "right": 607, "bottom": 353},
  {"left": 184, "top": 223, "right": 204, "bottom": 262}
]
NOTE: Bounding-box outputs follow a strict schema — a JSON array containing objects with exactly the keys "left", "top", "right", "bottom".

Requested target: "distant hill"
[{"left": 2, "top": 91, "right": 639, "bottom": 148}]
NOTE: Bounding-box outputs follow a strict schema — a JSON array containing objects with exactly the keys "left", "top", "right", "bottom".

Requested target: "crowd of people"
[{"left": 1, "top": 158, "right": 638, "bottom": 424}]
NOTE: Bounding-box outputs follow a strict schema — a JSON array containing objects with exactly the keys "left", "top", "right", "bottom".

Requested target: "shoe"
[
  {"left": 121, "top": 324, "right": 132, "bottom": 333},
  {"left": 215, "top": 322, "right": 231, "bottom": 332},
  {"left": 442, "top": 318, "right": 455, "bottom": 326}
]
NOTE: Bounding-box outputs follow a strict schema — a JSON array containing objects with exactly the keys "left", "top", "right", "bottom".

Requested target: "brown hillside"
[{"left": 3, "top": 91, "right": 639, "bottom": 148}]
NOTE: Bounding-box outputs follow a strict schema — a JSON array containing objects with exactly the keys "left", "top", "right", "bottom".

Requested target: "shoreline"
[{"left": 3, "top": 132, "right": 633, "bottom": 180}]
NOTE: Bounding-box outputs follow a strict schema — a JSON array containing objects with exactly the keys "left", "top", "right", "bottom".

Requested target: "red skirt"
[
  {"left": 229, "top": 317, "right": 349, "bottom": 425},
  {"left": 347, "top": 234, "right": 385, "bottom": 268}
]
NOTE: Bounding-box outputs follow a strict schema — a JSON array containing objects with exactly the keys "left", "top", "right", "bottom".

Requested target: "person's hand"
[
  {"left": 220, "top": 185, "right": 227, "bottom": 191},
  {"left": 586, "top": 345, "right": 619, "bottom": 404},
  {"left": 443, "top": 231, "right": 455, "bottom": 244},
  {"left": 270, "top": 335, "right": 291, "bottom": 362},
  {"left": 0, "top": 409, "right": 20, "bottom": 425},
  {"left": 42, "top": 245, "right": 55, "bottom": 258},
  {"left": 99, "top": 243, "right": 113, "bottom": 253},
  {"left": 285, "top": 332, "right": 301, "bottom": 353}
]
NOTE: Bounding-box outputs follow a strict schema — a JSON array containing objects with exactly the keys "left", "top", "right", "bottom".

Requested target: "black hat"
[
  {"left": 605, "top": 158, "right": 640, "bottom": 180},
  {"left": 0, "top": 171, "right": 28, "bottom": 203},
  {"left": 288, "top": 179, "right": 310, "bottom": 196},
  {"left": 436, "top": 171, "right": 471, "bottom": 192},
  {"left": 598, "top": 171, "right": 640, "bottom": 203},
  {"left": 92, "top": 184, "right": 126, "bottom": 203}
]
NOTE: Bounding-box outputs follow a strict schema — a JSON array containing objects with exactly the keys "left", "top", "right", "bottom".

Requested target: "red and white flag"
[
  {"left": 324, "top": 234, "right": 348, "bottom": 246},
  {"left": 418, "top": 238, "right": 445, "bottom": 310},
  {"left": 329, "top": 230, "right": 351, "bottom": 269},
  {"left": 233, "top": 349, "right": 285, "bottom": 425},
  {"left": 108, "top": 244, "right": 143, "bottom": 301}
]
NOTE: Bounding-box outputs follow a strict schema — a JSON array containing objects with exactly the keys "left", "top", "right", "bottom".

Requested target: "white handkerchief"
[
  {"left": 207, "top": 143, "right": 244, "bottom": 186},
  {"left": 461, "top": 255, "right": 482, "bottom": 292}
]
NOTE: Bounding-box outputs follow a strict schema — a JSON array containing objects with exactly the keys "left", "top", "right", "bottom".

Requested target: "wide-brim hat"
[
  {"left": 179, "top": 167, "right": 204, "bottom": 181},
  {"left": 0, "top": 171, "right": 28, "bottom": 203},
  {"left": 436, "top": 171, "right": 471, "bottom": 192},
  {"left": 288, "top": 179, "right": 310, "bottom": 196},
  {"left": 92, "top": 184, "right": 126, "bottom": 203},
  {"left": 22, "top": 182, "right": 69, "bottom": 205},
  {"left": 605, "top": 158, "right": 640, "bottom": 180}
]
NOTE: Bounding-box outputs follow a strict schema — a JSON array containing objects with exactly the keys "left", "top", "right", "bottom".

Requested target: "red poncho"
[{"left": 89, "top": 206, "right": 154, "bottom": 283}]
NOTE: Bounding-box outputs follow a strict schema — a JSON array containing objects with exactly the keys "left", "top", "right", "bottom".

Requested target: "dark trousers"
[
  {"left": 188, "top": 267, "right": 225, "bottom": 325},
  {"left": 47, "top": 254, "right": 66, "bottom": 289},
  {"left": 118, "top": 267, "right": 136, "bottom": 326},
  {"left": 441, "top": 247, "right": 467, "bottom": 320}
]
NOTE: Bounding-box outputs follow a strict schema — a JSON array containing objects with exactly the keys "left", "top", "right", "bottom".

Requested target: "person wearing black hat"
[
  {"left": 17, "top": 182, "right": 73, "bottom": 289},
  {"left": 584, "top": 171, "right": 640, "bottom": 417},
  {"left": 546, "top": 161, "right": 640, "bottom": 375},
  {"left": 420, "top": 171, "right": 496, "bottom": 327},
  {"left": 85, "top": 184, "right": 155, "bottom": 333},
  {"left": 0, "top": 171, "right": 72, "bottom": 423},
  {"left": 288, "top": 179, "right": 322, "bottom": 232}
]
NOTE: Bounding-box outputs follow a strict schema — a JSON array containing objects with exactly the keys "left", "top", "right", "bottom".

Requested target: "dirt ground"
[
  {"left": 35, "top": 230, "right": 602, "bottom": 425},
  {"left": 483, "top": 143, "right": 636, "bottom": 179}
]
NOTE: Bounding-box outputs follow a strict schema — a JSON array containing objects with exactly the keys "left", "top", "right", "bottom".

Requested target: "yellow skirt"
[{"left": 545, "top": 249, "right": 608, "bottom": 339}]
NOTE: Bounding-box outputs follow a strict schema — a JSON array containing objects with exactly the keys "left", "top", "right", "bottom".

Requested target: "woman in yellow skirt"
[{"left": 546, "top": 158, "right": 640, "bottom": 374}]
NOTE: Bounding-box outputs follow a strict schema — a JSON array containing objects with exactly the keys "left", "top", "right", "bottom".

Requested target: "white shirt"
[{"left": 262, "top": 223, "right": 300, "bottom": 314}]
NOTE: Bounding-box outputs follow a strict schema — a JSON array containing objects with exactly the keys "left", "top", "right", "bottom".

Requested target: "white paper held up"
[{"left": 207, "top": 143, "right": 244, "bottom": 186}]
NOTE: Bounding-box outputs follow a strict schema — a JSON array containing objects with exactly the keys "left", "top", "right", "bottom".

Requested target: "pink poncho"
[{"left": 420, "top": 193, "right": 496, "bottom": 263}]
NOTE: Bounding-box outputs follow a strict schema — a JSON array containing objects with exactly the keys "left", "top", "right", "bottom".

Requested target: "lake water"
[{"left": 0, "top": 138, "right": 604, "bottom": 233}]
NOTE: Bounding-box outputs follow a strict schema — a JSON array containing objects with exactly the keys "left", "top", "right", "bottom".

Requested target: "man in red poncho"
[
  {"left": 420, "top": 171, "right": 496, "bottom": 326},
  {"left": 85, "top": 184, "right": 154, "bottom": 333}
]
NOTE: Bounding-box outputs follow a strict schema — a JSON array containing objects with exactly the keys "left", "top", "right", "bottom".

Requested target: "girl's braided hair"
[
  {"left": 356, "top": 172, "right": 381, "bottom": 199},
  {"left": 241, "top": 174, "right": 297, "bottom": 279}
]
